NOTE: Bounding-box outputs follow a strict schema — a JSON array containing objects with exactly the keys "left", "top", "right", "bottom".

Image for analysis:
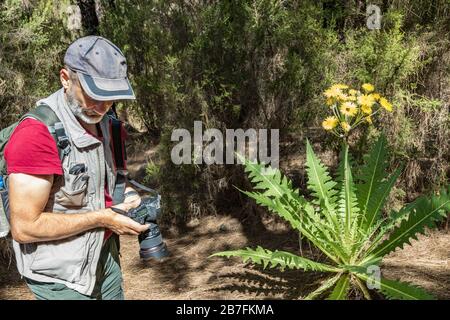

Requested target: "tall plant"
[{"left": 211, "top": 84, "right": 450, "bottom": 300}]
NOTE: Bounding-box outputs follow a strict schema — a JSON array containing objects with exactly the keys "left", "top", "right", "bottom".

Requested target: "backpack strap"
[
  {"left": 110, "top": 117, "right": 127, "bottom": 171},
  {"left": 108, "top": 110, "right": 128, "bottom": 205},
  {"left": 24, "top": 104, "right": 71, "bottom": 160},
  {"left": 108, "top": 110, "right": 157, "bottom": 195},
  {"left": 107, "top": 108, "right": 126, "bottom": 255}
]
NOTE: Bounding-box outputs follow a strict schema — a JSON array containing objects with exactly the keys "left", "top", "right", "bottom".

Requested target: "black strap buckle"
[
  {"left": 57, "top": 136, "right": 70, "bottom": 149},
  {"left": 54, "top": 122, "right": 71, "bottom": 156}
]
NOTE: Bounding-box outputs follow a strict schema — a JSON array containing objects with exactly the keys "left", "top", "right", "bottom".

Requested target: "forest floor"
[
  {"left": 0, "top": 133, "right": 449, "bottom": 300},
  {"left": 0, "top": 216, "right": 449, "bottom": 300}
]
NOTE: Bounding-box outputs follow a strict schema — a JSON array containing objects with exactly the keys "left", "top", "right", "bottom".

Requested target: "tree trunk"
[{"left": 76, "top": 0, "right": 99, "bottom": 35}]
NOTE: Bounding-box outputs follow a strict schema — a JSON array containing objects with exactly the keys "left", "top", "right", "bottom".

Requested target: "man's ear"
[{"left": 60, "top": 68, "right": 70, "bottom": 91}]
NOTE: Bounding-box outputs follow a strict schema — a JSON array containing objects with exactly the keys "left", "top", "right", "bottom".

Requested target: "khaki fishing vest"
[{"left": 12, "top": 88, "right": 117, "bottom": 296}]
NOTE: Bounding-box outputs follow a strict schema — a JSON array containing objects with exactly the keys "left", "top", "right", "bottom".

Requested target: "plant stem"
[{"left": 298, "top": 233, "right": 303, "bottom": 256}]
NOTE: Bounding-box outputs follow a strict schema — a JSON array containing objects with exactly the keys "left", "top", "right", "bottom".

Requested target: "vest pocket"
[
  {"left": 29, "top": 233, "right": 89, "bottom": 284},
  {"left": 55, "top": 172, "right": 89, "bottom": 207}
]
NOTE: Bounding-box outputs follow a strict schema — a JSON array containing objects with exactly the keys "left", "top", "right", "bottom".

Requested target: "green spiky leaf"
[
  {"left": 355, "top": 135, "right": 402, "bottom": 233},
  {"left": 328, "top": 273, "right": 350, "bottom": 300},
  {"left": 336, "top": 144, "right": 360, "bottom": 239},
  {"left": 238, "top": 188, "right": 303, "bottom": 232},
  {"left": 355, "top": 136, "right": 388, "bottom": 215},
  {"left": 210, "top": 246, "right": 340, "bottom": 272},
  {"left": 235, "top": 155, "right": 313, "bottom": 235},
  {"left": 355, "top": 272, "right": 436, "bottom": 300},
  {"left": 305, "top": 139, "right": 338, "bottom": 209},
  {"left": 378, "top": 279, "right": 436, "bottom": 300},
  {"left": 237, "top": 153, "right": 296, "bottom": 202},
  {"left": 366, "top": 185, "right": 450, "bottom": 262}
]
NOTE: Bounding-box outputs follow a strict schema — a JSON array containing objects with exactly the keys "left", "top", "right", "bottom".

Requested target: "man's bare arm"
[{"left": 9, "top": 173, "right": 148, "bottom": 244}]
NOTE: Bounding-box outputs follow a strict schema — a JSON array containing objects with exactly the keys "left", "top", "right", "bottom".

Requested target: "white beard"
[{"left": 66, "top": 89, "right": 103, "bottom": 124}]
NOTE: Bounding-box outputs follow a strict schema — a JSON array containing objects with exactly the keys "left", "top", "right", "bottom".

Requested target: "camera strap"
[
  {"left": 110, "top": 206, "right": 127, "bottom": 216},
  {"left": 128, "top": 179, "right": 158, "bottom": 195}
]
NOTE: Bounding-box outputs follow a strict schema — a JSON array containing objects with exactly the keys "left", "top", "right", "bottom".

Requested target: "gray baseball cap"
[{"left": 64, "top": 36, "right": 135, "bottom": 101}]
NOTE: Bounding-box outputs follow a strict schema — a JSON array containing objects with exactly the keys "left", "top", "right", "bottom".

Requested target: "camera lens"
[{"left": 138, "top": 222, "right": 169, "bottom": 260}]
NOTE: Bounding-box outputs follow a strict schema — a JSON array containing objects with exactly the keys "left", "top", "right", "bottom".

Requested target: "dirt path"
[{"left": 0, "top": 216, "right": 449, "bottom": 300}]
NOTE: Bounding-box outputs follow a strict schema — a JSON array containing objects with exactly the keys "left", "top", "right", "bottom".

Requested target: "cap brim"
[{"left": 77, "top": 72, "right": 136, "bottom": 101}]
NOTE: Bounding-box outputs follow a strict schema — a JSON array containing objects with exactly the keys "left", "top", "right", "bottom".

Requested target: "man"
[{"left": 5, "top": 36, "right": 148, "bottom": 300}]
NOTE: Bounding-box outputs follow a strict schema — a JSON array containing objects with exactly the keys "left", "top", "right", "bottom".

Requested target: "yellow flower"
[
  {"left": 322, "top": 116, "right": 338, "bottom": 131},
  {"left": 340, "top": 121, "right": 351, "bottom": 132},
  {"left": 324, "top": 87, "right": 341, "bottom": 99},
  {"left": 340, "top": 102, "right": 358, "bottom": 116},
  {"left": 349, "top": 89, "right": 358, "bottom": 96},
  {"left": 371, "top": 93, "right": 381, "bottom": 101},
  {"left": 326, "top": 98, "right": 334, "bottom": 106},
  {"left": 379, "top": 97, "right": 393, "bottom": 112},
  {"left": 337, "top": 93, "right": 349, "bottom": 101},
  {"left": 346, "top": 95, "right": 357, "bottom": 101},
  {"left": 361, "top": 104, "right": 372, "bottom": 115},
  {"left": 362, "top": 83, "right": 375, "bottom": 93},
  {"left": 358, "top": 94, "right": 375, "bottom": 108},
  {"left": 324, "top": 84, "right": 350, "bottom": 100},
  {"left": 365, "top": 116, "right": 373, "bottom": 124}
]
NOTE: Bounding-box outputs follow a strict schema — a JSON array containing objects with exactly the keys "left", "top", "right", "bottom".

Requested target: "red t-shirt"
[
  {"left": 5, "top": 119, "right": 63, "bottom": 176},
  {"left": 5, "top": 118, "right": 114, "bottom": 242}
]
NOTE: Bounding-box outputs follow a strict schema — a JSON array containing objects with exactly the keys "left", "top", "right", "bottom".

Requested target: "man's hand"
[
  {"left": 102, "top": 209, "right": 149, "bottom": 236},
  {"left": 104, "top": 196, "right": 149, "bottom": 236}
]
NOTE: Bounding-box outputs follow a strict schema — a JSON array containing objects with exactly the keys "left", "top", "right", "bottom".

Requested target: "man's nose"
[{"left": 91, "top": 102, "right": 110, "bottom": 114}]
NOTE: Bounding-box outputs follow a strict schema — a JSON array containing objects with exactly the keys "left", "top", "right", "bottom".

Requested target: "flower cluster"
[{"left": 322, "top": 83, "right": 393, "bottom": 137}]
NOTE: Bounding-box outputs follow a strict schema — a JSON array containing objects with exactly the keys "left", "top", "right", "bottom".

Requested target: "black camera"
[{"left": 112, "top": 194, "right": 169, "bottom": 260}]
